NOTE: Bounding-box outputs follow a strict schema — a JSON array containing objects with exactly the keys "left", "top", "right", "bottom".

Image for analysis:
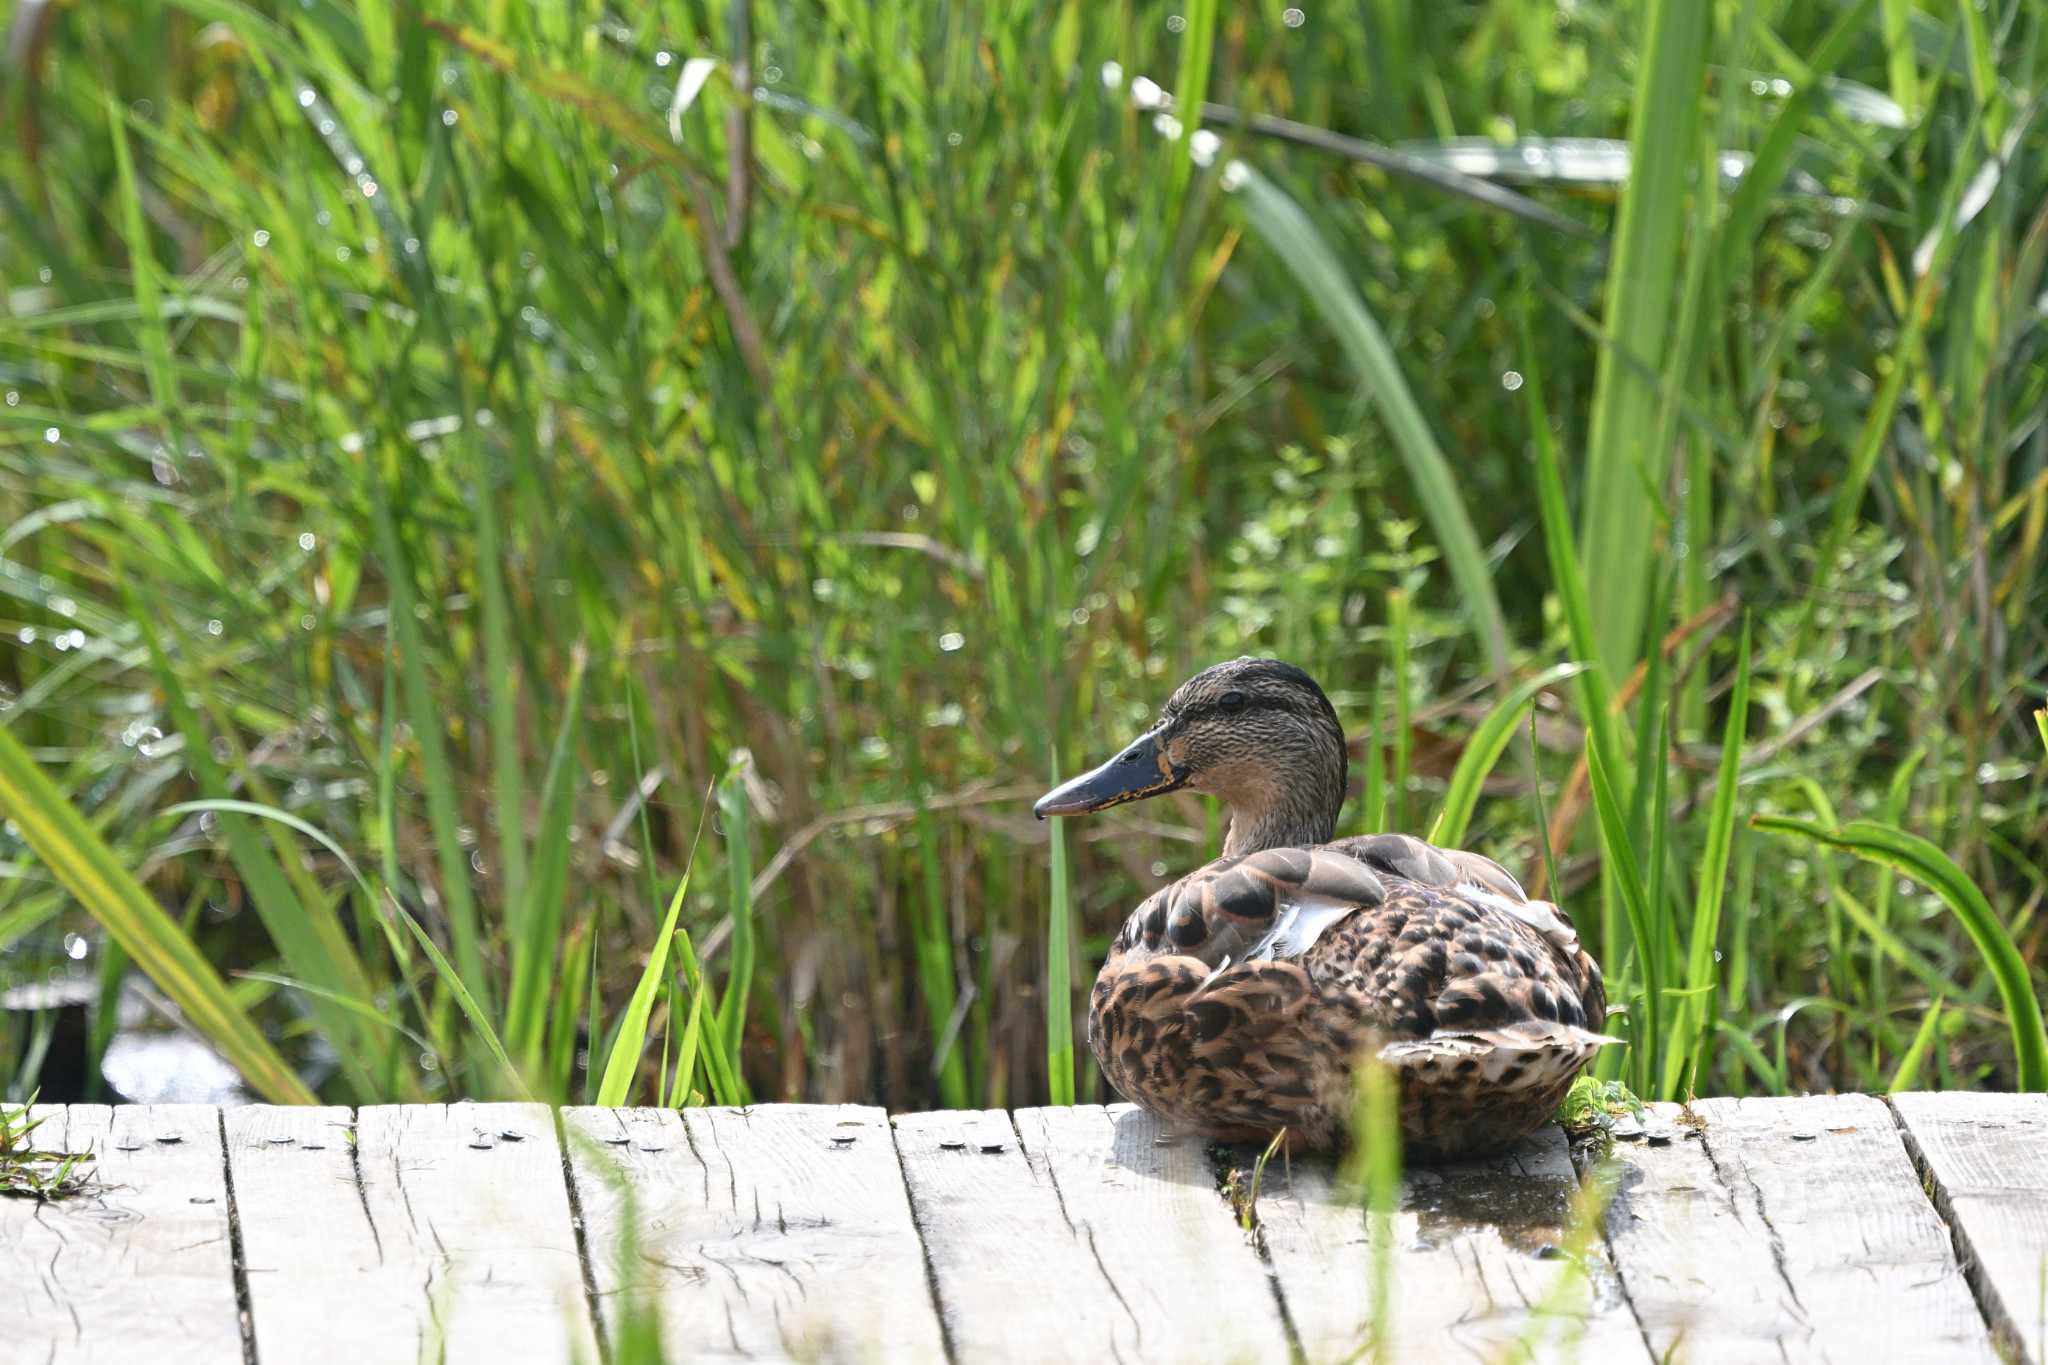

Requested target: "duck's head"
[{"left": 1034, "top": 657, "right": 1349, "bottom": 857}]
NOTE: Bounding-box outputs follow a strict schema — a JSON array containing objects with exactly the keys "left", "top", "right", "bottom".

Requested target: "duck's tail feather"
[{"left": 1377, "top": 1021, "right": 1618, "bottom": 1093}]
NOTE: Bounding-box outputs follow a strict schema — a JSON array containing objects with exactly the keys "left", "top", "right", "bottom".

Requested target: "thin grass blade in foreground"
[
  {"left": 1046, "top": 806, "right": 1075, "bottom": 1107},
  {"left": 1753, "top": 817, "right": 2048, "bottom": 1091},
  {"left": 0, "top": 727, "right": 315, "bottom": 1105},
  {"left": 1237, "top": 169, "right": 1510, "bottom": 677}
]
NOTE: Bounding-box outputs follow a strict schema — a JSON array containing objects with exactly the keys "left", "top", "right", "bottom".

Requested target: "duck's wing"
[{"left": 1105, "top": 844, "right": 1395, "bottom": 975}]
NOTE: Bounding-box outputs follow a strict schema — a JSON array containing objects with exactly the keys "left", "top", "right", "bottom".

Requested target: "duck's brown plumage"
[
  {"left": 1087, "top": 833, "right": 1607, "bottom": 1159},
  {"left": 1039, "top": 658, "right": 1611, "bottom": 1161}
]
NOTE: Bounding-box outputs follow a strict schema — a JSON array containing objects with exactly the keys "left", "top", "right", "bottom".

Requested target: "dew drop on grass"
[
  {"left": 298, "top": 532, "right": 317, "bottom": 551},
  {"left": 1282, "top": 7, "right": 1306, "bottom": 27},
  {"left": 1502, "top": 370, "right": 1524, "bottom": 391},
  {"left": 938, "top": 631, "right": 964, "bottom": 652},
  {"left": 1166, "top": 13, "right": 1186, "bottom": 32},
  {"left": 43, "top": 426, "right": 59, "bottom": 443}
]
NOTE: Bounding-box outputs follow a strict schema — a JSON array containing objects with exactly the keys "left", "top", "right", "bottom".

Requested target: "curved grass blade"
[
  {"left": 1237, "top": 168, "right": 1510, "bottom": 675},
  {"left": 1752, "top": 816, "right": 2048, "bottom": 1091},
  {"left": 0, "top": 727, "right": 316, "bottom": 1104},
  {"left": 1430, "top": 663, "right": 1586, "bottom": 849}
]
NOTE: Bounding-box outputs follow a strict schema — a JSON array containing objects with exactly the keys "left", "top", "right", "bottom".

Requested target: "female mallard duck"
[{"left": 1035, "top": 657, "right": 1610, "bottom": 1161}]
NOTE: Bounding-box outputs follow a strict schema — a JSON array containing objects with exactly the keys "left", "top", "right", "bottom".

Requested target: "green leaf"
[
  {"left": 1753, "top": 816, "right": 2048, "bottom": 1091},
  {"left": 1430, "top": 663, "right": 1585, "bottom": 849},
  {"left": 0, "top": 727, "right": 315, "bottom": 1105}
]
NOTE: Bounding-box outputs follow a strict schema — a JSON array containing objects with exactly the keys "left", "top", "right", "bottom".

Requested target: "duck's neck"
[{"left": 1218, "top": 760, "right": 1346, "bottom": 857}]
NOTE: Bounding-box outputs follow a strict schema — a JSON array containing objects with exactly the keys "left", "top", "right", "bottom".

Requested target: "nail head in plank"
[
  {"left": 224, "top": 1104, "right": 434, "bottom": 1364},
  {"left": 352, "top": 1103, "right": 597, "bottom": 1365},
  {"left": 1010, "top": 1103, "right": 1289, "bottom": 1362},
  {"left": 1891, "top": 1091, "right": 2048, "bottom": 1364},
  {"left": 893, "top": 1108, "right": 1163, "bottom": 1362},
  {"left": 1249, "top": 1125, "right": 1649, "bottom": 1363},
  {"left": 1, "top": 1104, "right": 242, "bottom": 1365},
  {"left": 1599, "top": 1094, "right": 1997, "bottom": 1363},
  {"left": 561, "top": 1104, "right": 947, "bottom": 1363}
]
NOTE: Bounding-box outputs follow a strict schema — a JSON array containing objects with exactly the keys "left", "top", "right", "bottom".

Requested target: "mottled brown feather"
[{"left": 1089, "top": 833, "right": 1609, "bottom": 1159}]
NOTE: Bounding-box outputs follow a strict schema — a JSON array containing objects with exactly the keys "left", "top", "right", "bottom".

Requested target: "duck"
[{"left": 1034, "top": 656, "right": 1611, "bottom": 1161}]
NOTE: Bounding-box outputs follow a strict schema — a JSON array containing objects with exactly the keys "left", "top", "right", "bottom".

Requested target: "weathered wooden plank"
[
  {"left": 562, "top": 1104, "right": 946, "bottom": 1363},
  {"left": 1011, "top": 1103, "right": 1290, "bottom": 1362},
  {"left": 1891, "top": 1091, "right": 2048, "bottom": 1364},
  {"left": 893, "top": 1107, "right": 1165, "bottom": 1362},
  {"left": 223, "top": 1104, "right": 438, "bottom": 1364},
  {"left": 1600, "top": 1094, "right": 1997, "bottom": 1363},
  {"left": 349, "top": 1103, "right": 597, "bottom": 1365},
  {"left": 0, "top": 1104, "right": 243, "bottom": 1365},
  {"left": 1245, "top": 1125, "right": 1650, "bottom": 1363}
]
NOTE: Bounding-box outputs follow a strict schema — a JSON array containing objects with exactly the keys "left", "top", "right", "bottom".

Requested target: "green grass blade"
[
  {"left": 666, "top": 987, "right": 706, "bottom": 1108},
  {"left": 1886, "top": 998, "right": 1945, "bottom": 1093},
  {"left": 1577, "top": 0, "right": 1710, "bottom": 678},
  {"left": 507, "top": 646, "right": 588, "bottom": 1072},
  {"left": 382, "top": 890, "right": 531, "bottom": 1100},
  {"left": 1663, "top": 619, "right": 1750, "bottom": 1098},
  {"left": 1238, "top": 169, "right": 1511, "bottom": 675},
  {"left": 1585, "top": 735, "right": 1661, "bottom": 1088},
  {"left": 714, "top": 754, "right": 755, "bottom": 1062},
  {"left": 1046, "top": 803, "right": 1075, "bottom": 1106},
  {"left": 0, "top": 727, "right": 315, "bottom": 1104},
  {"left": 597, "top": 865, "right": 695, "bottom": 1106},
  {"left": 1429, "top": 663, "right": 1585, "bottom": 849},
  {"left": 1752, "top": 816, "right": 2048, "bottom": 1091},
  {"left": 366, "top": 454, "right": 491, "bottom": 1013}
]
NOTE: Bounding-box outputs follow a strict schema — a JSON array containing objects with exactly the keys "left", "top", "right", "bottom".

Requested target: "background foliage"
[{"left": 2, "top": 0, "right": 2044, "bottom": 1111}]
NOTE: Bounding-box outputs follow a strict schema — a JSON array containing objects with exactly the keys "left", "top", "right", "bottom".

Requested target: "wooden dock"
[{"left": 4, "top": 1094, "right": 2042, "bottom": 1363}]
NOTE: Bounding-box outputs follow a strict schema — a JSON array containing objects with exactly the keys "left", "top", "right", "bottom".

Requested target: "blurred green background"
[{"left": 1, "top": 0, "right": 2044, "bottom": 1112}]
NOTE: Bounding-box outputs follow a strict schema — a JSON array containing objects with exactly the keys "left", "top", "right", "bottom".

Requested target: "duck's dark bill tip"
[{"left": 1034, "top": 728, "right": 1184, "bottom": 819}]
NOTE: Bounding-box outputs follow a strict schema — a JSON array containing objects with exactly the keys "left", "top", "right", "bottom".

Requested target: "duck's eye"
[{"left": 1219, "top": 690, "right": 1247, "bottom": 714}]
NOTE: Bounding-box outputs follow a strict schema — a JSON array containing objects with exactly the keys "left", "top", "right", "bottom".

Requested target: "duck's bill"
[{"left": 1033, "top": 724, "right": 1187, "bottom": 818}]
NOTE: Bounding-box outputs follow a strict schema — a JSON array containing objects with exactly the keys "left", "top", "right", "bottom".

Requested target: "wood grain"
[
  {"left": 351, "top": 1103, "right": 597, "bottom": 1365},
  {"left": 562, "top": 1104, "right": 947, "bottom": 1363},
  {"left": 1249, "top": 1125, "right": 1649, "bottom": 1363},
  {"left": 1010, "top": 1103, "right": 1290, "bottom": 1363},
  {"left": 0, "top": 1104, "right": 243, "bottom": 1365},
  {"left": 223, "top": 1104, "right": 433, "bottom": 1363},
  {"left": 892, "top": 1107, "right": 1162, "bottom": 1362},
  {"left": 1599, "top": 1094, "right": 1997, "bottom": 1363},
  {"left": 1891, "top": 1091, "right": 2048, "bottom": 1365}
]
